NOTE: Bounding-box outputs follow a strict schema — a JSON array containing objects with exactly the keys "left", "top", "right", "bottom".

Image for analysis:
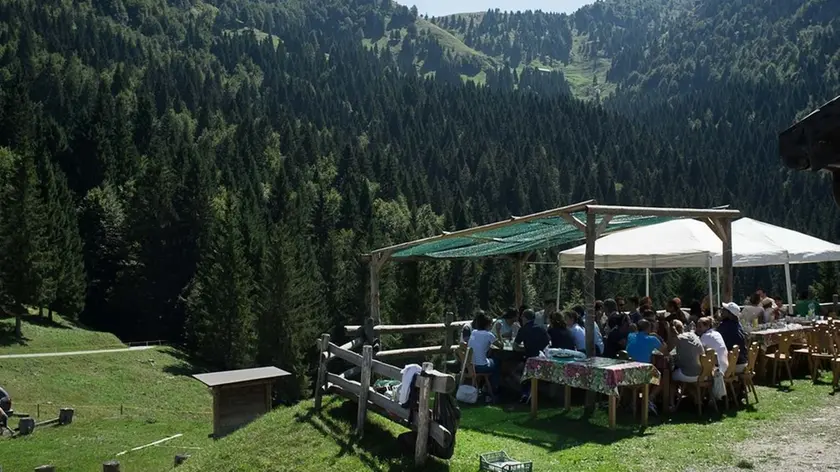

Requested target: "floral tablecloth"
[
  {"left": 521, "top": 356, "right": 661, "bottom": 397},
  {"left": 748, "top": 326, "right": 812, "bottom": 350}
]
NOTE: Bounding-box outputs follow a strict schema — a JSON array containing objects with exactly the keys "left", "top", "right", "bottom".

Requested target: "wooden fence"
[{"left": 314, "top": 333, "right": 457, "bottom": 466}]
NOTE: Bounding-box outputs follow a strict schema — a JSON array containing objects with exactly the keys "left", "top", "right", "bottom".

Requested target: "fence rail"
[{"left": 314, "top": 334, "right": 455, "bottom": 466}]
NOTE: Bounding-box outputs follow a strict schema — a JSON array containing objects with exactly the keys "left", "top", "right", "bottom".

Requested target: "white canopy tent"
[{"left": 557, "top": 218, "right": 840, "bottom": 313}]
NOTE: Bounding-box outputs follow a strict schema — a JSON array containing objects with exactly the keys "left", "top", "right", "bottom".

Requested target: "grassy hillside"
[
  {"left": 0, "top": 316, "right": 213, "bottom": 471},
  {"left": 181, "top": 378, "right": 840, "bottom": 472},
  {"left": 0, "top": 313, "right": 126, "bottom": 354}
]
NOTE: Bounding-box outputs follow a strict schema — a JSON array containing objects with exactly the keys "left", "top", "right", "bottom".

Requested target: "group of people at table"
[{"left": 464, "top": 292, "right": 789, "bottom": 413}]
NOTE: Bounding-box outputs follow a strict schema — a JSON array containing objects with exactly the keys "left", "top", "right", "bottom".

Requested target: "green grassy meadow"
[
  {"left": 181, "top": 375, "right": 839, "bottom": 472},
  {"left": 0, "top": 315, "right": 213, "bottom": 471}
]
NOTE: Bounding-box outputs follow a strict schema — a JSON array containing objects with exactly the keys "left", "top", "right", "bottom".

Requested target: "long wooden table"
[{"left": 522, "top": 356, "right": 661, "bottom": 428}]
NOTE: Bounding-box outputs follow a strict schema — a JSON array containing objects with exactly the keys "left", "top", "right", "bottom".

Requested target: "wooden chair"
[
  {"left": 808, "top": 326, "right": 836, "bottom": 383},
  {"left": 739, "top": 342, "right": 760, "bottom": 404},
  {"left": 454, "top": 343, "right": 492, "bottom": 394},
  {"left": 675, "top": 348, "right": 718, "bottom": 416},
  {"left": 765, "top": 334, "right": 794, "bottom": 386},
  {"left": 722, "top": 346, "right": 741, "bottom": 409}
]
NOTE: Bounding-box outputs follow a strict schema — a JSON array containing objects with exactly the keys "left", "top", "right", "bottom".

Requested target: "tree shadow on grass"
[
  {"left": 296, "top": 397, "right": 450, "bottom": 472},
  {"left": 0, "top": 323, "right": 29, "bottom": 348},
  {"left": 160, "top": 347, "right": 212, "bottom": 377}
]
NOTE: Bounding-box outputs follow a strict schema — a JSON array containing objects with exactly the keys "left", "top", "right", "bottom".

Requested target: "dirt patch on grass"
[{"left": 704, "top": 404, "right": 840, "bottom": 472}]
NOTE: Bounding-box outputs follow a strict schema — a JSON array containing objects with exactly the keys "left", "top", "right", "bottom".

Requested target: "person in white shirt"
[
  {"left": 492, "top": 308, "right": 520, "bottom": 341},
  {"left": 468, "top": 313, "right": 502, "bottom": 393},
  {"left": 740, "top": 292, "right": 764, "bottom": 327},
  {"left": 695, "top": 316, "right": 729, "bottom": 373}
]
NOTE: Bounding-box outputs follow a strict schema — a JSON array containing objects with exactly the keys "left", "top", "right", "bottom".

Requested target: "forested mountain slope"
[{"left": 0, "top": 0, "right": 838, "bottom": 397}]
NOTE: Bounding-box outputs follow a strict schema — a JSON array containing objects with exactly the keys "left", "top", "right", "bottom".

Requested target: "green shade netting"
[{"left": 391, "top": 213, "right": 673, "bottom": 260}]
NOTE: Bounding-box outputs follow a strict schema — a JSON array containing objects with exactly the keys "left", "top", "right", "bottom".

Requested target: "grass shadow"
[
  {"left": 160, "top": 347, "right": 212, "bottom": 377},
  {"left": 459, "top": 400, "right": 639, "bottom": 453},
  {"left": 296, "top": 398, "right": 450, "bottom": 472}
]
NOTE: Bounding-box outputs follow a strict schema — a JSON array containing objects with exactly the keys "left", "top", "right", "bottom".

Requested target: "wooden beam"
[
  {"left": 367, "top": 200, "right": 595, "bottom": 256},
  {"left": 583, "top": 211, "right": 597, "bottom": 412},
  {"left": 720, "top": 218, "right": 734, "bottom": 303},
  {"left": 559, "top": 213, "right": 586, "bottom": 232},
  {"left": 594, "top": 215, "right": 614, "bottom": 238},
  {"left": 357, "top": 346, "right": 373, "bottom": 438},
  {"left": 702, "top": 217, "right": 727, "bottom": 241},
  {"left": 586, "top": 205, "right": 741, "bottom": 219},
  {"left": 343, "top": 321, "right": 470, "bottom": 336},
  {"left": 314, "top": 334, "right": 330, "bottom": 412},
  {"left": 514, "top": 256, "right": 524, "bottom": 308},
  {"left": 414, "top": 363, "right": 433, "bottom": 467},
  {"left": 369, "top": 255, "right": 383, "bottom": 325},
  {"left": 374, "top": 345, "right": 459, "bottom": 359}
]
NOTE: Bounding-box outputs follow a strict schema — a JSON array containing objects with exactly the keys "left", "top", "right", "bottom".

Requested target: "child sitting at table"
[{"left": 468, "top": 313, "right": 502, "bottom": 396}]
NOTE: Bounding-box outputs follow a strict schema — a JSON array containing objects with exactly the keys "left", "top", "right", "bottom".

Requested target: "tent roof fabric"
[
  {"left": 558, "top": 218, "right": 840, "bottom": 269},
  {"left": 391, "top": 213, "right": 673, "bottom": 260}
]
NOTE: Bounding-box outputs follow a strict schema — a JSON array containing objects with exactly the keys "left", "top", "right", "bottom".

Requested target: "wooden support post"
[
  {"left": 370, "top": 259, "right": 382, "bottom": 326},
  {"left": 530, "top": 377, "right": 539, "bottom": 418},
  {"left": 720, "top": 218, "right": 734, "bottom": 302},
  {"left": 584, "top": 211, "right": 597, "bottom": 411},
  {"left": 564, "top": 385, "right": 571, "bottom": 410},
  {"left": 19, "top": 417, "right": 35, "bottom": 435},
  {"left": 641, "top": 384, "right": 649, "bottom": 428},
  {"left": 357, "top": 345, "right": 373, "bottom": 437},
  {"left": 443, "top": 312, "right": 454, "bottom": 370},
  {"left": 414, "top": 363, "right": 433, "bottom": 467},
  {"left": 102, "top": 461, "right": 121, "bottom": 472},
  {"left": 608, "top": 395, "right": 617, "bottom": 429},
  {"left": 514, "top": 256, "right": 524, "bottom": 309},
  {"left": 314, "top": 333, "right": 330, "bottom": 412},
  {"left": 58, "top": 408, "right": 74, "bottom": 425},
  {"left": 834, "top": 294, "right": 839, "bottom": 318}
]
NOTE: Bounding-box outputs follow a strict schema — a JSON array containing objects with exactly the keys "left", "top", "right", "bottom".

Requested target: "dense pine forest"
[{"left": 1, "top": 0, "right": 839, "bottom": 397}]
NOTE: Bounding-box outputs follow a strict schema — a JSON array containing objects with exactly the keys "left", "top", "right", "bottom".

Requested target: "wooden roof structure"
[
  {"left": 193, "top": 366, "right": 290, "bottom": 388},
  {"left": 365, "top": 201, "right": 741, "bottom": 410}
]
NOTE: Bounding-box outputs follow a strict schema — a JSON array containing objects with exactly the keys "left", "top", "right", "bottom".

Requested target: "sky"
[{"left": 397, "top": 0, "right": 595, "bottom": 17}]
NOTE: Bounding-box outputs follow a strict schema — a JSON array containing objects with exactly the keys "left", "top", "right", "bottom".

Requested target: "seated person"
[
  {"left": 493, "top": 307, "right": 520, "bottom": 341},
  {"left": 626, "top": 319, "right": 663, "bottom": 363},
  {"left": 672, "top": 320, "right": 704, "bottom": 382},
  {"left": 603, "top": 313, "right": 632, "bottom": 358},
  {"left": 695, "top": 316, "right": 729, "bottom": 373},
  {"left": 468, "top": 313, "right": 502, "bottom": 393},
  {"left": 515, "top": 309, "right": 551, "bottom": 403},
  {"left": 568, "top": 308, "right": 604, "bottom": 355},
  {"left": 718, "top": 302, "right": 748, "bottom": 373},
  {"left": 665, "top": 298, "right": 687, "bottom": 324},
  {"left": 548, "top": 311, "right": 576, "bottom": 350}
]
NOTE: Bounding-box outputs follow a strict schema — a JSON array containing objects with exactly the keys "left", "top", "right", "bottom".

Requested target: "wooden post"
[
  {"left": 356, "top": 345, "right": 373, "bottom": 437},
  {"left": 833, "top": 294, "right": 839, "bottom": 318},
  {"left": 414, "top": 363, "right": 433, "bottom": 467},
  {"left": 530, "top": 377, "right": 539, "bottom": 418},
  {"left": 443, "top": 312, "right": 454, "bottom": 370},
  {"left": 212, "top": 388, "right": 220, "bottom": 438},
  {"left": 584, "top": 211, "right": 597, "bottom": 411},
  {"left": 640, "top": 384, "right": 649, "bottom": 428},
  {"left": 720, "top": 218, "right": 734, "bottom": 303},
  {"left": 19, "top": 417, "right": 35, "bottom": 435},
  {"left": 174, "top": 454, "right": 191, "bottom": 466},
  {"left": 102, "top": 461, "right": 120, "bottom": 472},
  {"left": 314, "top": 334, "right": 330, "bottom": 412},
  {"left": 514, "top": 256, "right": 524, "bottom": 309},
  {"left": 370, "top": 259, "right": 381, "bottom": 325},
  {"left": 58, "top": 408, "right": 74, "bottom": 425}
]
